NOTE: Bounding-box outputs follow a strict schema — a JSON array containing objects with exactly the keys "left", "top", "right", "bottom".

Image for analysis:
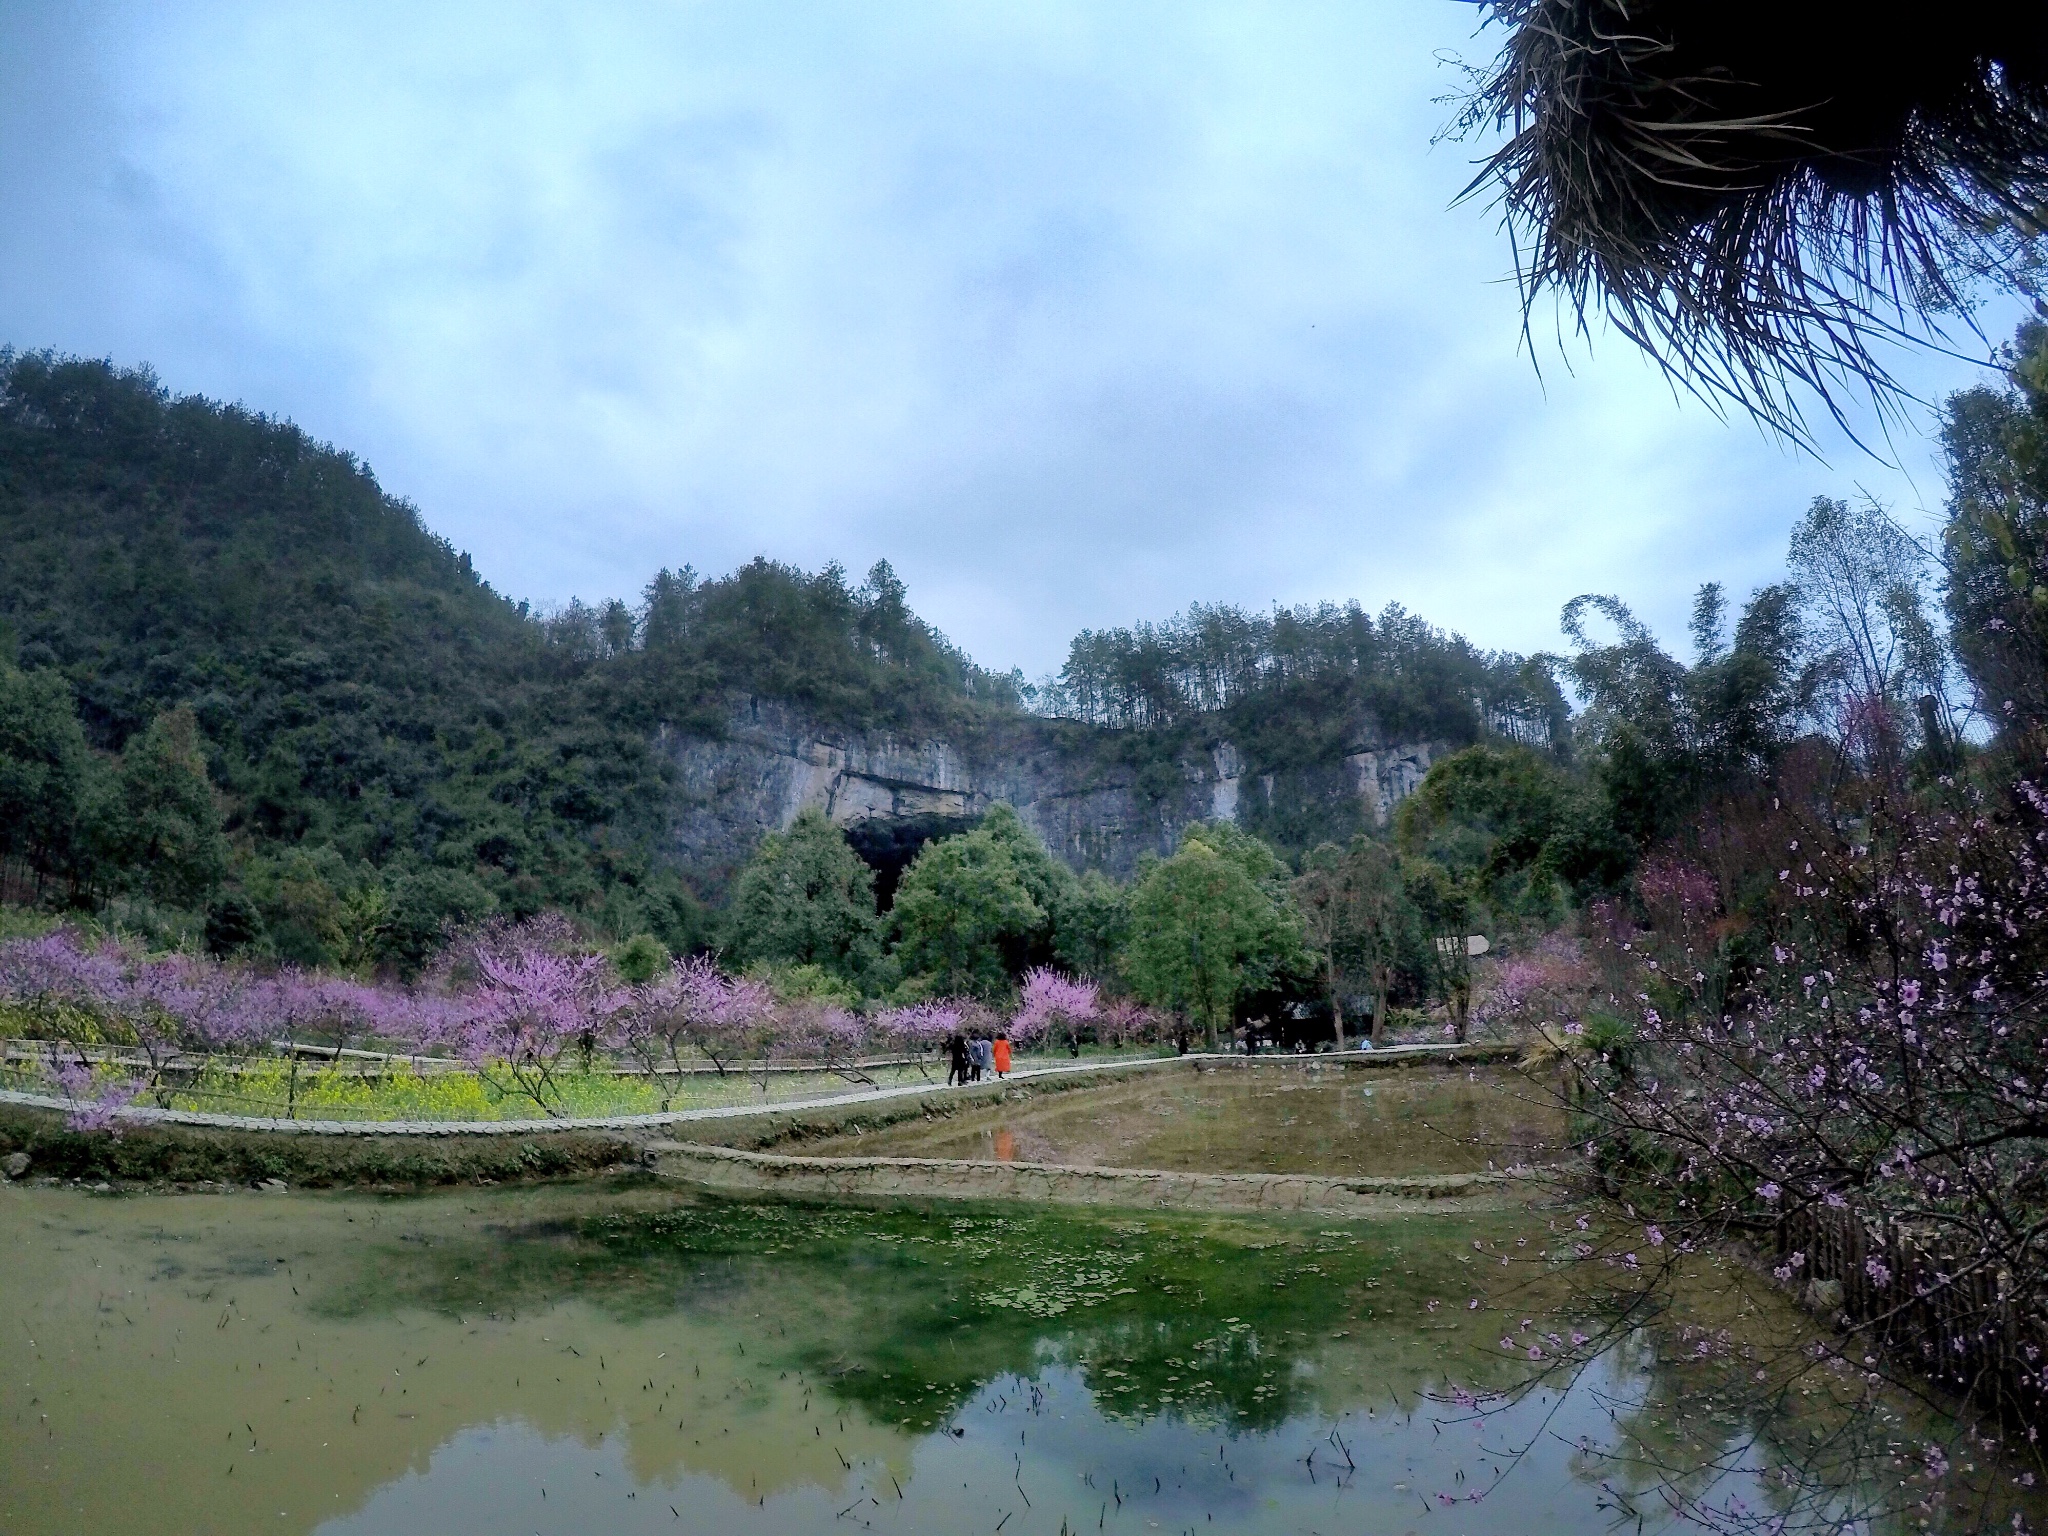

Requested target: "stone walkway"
[
  {"left": 646, "top": 1136, "right": 1558, "bottom": 1216},
  {"left": 0, "top": 1040, "right": 1517, "bottom": 1138}
]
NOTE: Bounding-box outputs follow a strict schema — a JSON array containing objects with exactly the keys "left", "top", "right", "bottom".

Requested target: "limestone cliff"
[{"left": 659, "top": 699, "right": 1443, "bottom": 892}]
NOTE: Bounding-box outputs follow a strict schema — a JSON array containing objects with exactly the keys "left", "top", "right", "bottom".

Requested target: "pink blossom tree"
[
  {"left": 1507, "top": 761, "right": 2048, "bottom": 1520},
  {"left": 445, "top": 947, "right": 622, "bottom": 1116},
  {"left": 0, "top": 929, "right": 110, "bottom": 1035},
  {"left": 615, "top": 955, "right": 772, "bottom": 1107},
  {"left": 44, "top": 1051, "right": 144, "bottom": 1133},
  {"left": 770, "top": 998, "right": 871, "bottom": 1085},
  {"left": 1092, "top": 996, "right": 1172, "bottom": 1050},
  {"left": 247, "top": 970, "right": 403, "bottom": 1118},
  {"left": 3, "top": 934, "right": 154, "bottom": 1130},
  {"left": 423, "top": 911, "right": 585, "bottom": 994},
  {"left": 1471, "top": 933, "right": 1596, "bottom": 1042},
  {"left": 1011, "top": 967, "right": 1099, "bottom": 1055},
  {"left": 874, "top": 1000, "right": 965, "bottom": 1078},
  {"left": 0, "top": 931, "right": 257, "bottom": 1107}
]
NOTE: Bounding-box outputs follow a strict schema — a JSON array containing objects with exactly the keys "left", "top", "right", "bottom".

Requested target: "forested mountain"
[
  {"left": 0, "top": 349, "right": 1558, "bottom": 967},
  {"left": 0, "top": 351, "right": 649, "bottom": 948},
  {"left": 1033, "top": 603, "right": 1566, "bottom": 854},
  {"left": 1041, "top": 602, "right": 1565, "bottom": 747}
]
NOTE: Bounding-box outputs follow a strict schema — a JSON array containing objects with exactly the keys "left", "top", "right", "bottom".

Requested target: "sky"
[{"left": 0, "top": 1, "right": 2025, "bottom": 683}]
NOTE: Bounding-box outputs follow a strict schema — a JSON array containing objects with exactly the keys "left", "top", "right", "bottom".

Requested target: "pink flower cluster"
[
  {"left": 1, "top": 930, "right": 264, "bottom": 1095},
  {"left": 1011, "top": 967, "right": 1099, "bottom": 1046},
  {"left": 2, "top": 930, "right": 1145, "bottom": 1121},
  {"left": 614, "top": 954, "right": 774, "bottom": 1088},
  {"left": 1575, "top": 763, "right": 2048, "bottom": 1421},
  {"left": 872, "top": 1000, "right": 967, "bottom": 1053},
  {"left": 1470, "top": 932, "right": 1595, "bottom": 1035}
]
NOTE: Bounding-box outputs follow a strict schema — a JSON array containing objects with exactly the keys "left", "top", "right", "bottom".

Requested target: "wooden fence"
[{"left": 1779, "top": 1202, "right": 2047, "bottom": 1422}]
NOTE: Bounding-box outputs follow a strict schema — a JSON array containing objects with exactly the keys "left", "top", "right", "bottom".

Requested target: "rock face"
[{"left": 659, "top": 699, "right": 1444, "bottom": 891}]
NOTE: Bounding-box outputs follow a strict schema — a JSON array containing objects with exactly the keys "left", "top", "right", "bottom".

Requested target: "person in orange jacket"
[{"left": 991, "top": 1033, "right": 1012, "bottom": 1078}]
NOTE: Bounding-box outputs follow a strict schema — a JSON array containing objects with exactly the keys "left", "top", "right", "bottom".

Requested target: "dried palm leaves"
[{"left": 1460, "top": 0, "right": 2048, "bottom": 437}]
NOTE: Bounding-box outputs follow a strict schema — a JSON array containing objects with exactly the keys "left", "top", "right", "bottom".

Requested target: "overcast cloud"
[{"left": 0, "top": 2, "right": 2021, "bottom": 681}]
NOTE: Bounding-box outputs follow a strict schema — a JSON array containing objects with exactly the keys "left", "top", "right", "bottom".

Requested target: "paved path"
[{"left": 0, "top": 1041, "right": 1517, "bottom": 1137}]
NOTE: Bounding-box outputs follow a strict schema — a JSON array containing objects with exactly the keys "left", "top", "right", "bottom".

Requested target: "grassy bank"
[{"left": 0, "top": 1105, "right": 645, "bottom": 1188}]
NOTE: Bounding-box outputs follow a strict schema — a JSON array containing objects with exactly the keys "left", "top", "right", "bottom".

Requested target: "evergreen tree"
[
  {"left": 1394, "top": 743, "right": 1582, "bottom": 916},
  {"left": 0, "top": 662, "right": 101, "bottom": 897},
  {"left": 378, "top": 866, "right": 498, "bottom": 975},
  {"left": 610, "top": 931, "right": 668, "bottom": 984},
  {"left": 1051, "top": 869, "right": 1129, "bottom": 982},
  {"left": 1941, "top": 320, "right": 2048, "bottom": 735},
  {"left": 1121, "top": 826, "right": 1300, "bottom": 1049},
  {"left": 103, "top": 706, "right": 226, "bottom": 908},
  {"left": 1402, "top": 857, "right": 1474, "bottom": 1041},
  {"left": 1179, "top": 819, "right": 1294, "bottom": 906},
  {"left": 1294, "top": 836, "right": 1414, "bottom": 1046},
  {"left": 728, "top": 808, "right": 879, "bottom": 983},
  {"left": 974, "top": 802, "right": 1077, "bottom": 918},
  {"left": 891, "top": 824, "right": 1045, "bottom": 999},
  {"left": 1292, "top": 850, "right": 1351, "bottom": 1048}
]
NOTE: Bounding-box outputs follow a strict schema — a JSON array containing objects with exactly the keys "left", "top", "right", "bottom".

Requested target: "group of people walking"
[{"left": 944, "top": 1030, "right": 1011, "bottom": 1086}]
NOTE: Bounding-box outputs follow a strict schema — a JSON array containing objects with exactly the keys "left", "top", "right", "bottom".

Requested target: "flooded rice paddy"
[
  {"left": 810, "top": 1064, "right": 1567, "bottom": 1176},
  {"left": 5, "top": 1162, "right": 2020, "bottom": 1535}
]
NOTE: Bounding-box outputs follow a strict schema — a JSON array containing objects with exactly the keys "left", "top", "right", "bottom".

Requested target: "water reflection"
[
  {"left": 0, "top": 1180, "right": 2022, "bottom": 1535},
  {"left": 320, "top": 1358, "right": 1678, "bottom": 1535}
]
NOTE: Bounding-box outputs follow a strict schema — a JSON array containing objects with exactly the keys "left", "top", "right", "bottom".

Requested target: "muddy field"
[{"left": 807, "top": 1063, "right": 1567, "bottom": 1176}]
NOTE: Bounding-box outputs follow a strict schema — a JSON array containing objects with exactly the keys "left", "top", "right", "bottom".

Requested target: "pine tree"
[
  {"left": 102, "top": 706, "right": 227, "bottom": 908},
  {"left": 0, "top": 663, "right": 102, "bottom": 898}
]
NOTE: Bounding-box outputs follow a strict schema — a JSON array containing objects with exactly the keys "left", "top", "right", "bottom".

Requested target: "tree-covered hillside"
[
  {"left": 1035, "top": 602, "right": 1569, "bottom": 857},
  {"left": 1042, "top": 600, "right": 1565, "bottom": 745},
  {"left": 0, "top": 351, "right": 1024, "bottom": 960},
  {"left": 0, "top": 349, "right": 1562, "bottom": 970}
]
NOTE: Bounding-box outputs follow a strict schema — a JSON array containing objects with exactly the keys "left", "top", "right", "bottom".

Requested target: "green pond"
[
  {"left": 811, "top": 1065, "right": 1568, "bottom": 1176},
  {"left": 4, "top": 1169, "right": 2021, "bottom": 1535}
]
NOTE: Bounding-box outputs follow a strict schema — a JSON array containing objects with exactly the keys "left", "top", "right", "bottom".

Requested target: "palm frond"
[{"left": 1458, "top": 0, "right": 2048, "bottom": 441}]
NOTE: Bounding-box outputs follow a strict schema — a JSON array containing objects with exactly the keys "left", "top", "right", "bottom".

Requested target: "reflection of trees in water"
[
  {"left": 1612, "top": 1327, "right": 1974, "bottom": 1532},
  {"left": 320, "top": 1196, "right": 1565, "bottom": 1434},
  {"left": 313, "top": 1190, "right": 2029, "bottom": 1529},
  {"left": 1475, "top": 1280, "right": 2019, "bottom": 1534},
  {"left": 1490, "top": 1042, "right": 2046, "bottom": 1533},
  {"left": 1561, "top": 1325, "right": 1847, "bottom": 1532}
]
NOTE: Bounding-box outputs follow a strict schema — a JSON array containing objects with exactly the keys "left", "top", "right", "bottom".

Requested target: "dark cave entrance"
[{"left": 843, "top": 812, "right": 981, "bottom": 912}]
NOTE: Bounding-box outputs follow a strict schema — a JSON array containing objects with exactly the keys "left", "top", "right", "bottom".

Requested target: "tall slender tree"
[
  {"left": 102, "top": 707, "right": 225, "bottom": 909},
  {"left": 1122, "top": 827, "right": 1301, "bottom": 1050},
  {"left": 0, "top": 664, "right": 101, "bottom": 899},
  {"left": 1295, "top": 836, "right": 1413, "bottom": 1047}
]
